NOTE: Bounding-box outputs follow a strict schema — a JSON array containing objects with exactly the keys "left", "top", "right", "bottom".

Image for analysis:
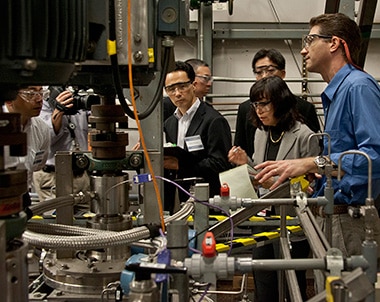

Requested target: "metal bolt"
[
  {"left": 133, "top": 51, "right": 143, "bottom": 62},
  {"left": 23, "top": 59, "right": 38, "bottom": 71},
  {"left": 134, "top": 34, "right": 142, "bottom": 43}
]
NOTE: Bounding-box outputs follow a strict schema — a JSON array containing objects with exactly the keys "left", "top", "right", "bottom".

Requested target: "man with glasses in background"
[
  {"left": 163, "top": 61, "right": 232, "bottom": 213},
  {"left": 163, "top": 58, "right": 213, "bottom": 121},
  {"left": 234, "top": 48, "right": 320, "bottom": 158},
  {"left": 3, "top": 86, "right": 50, "bottom": 202}
]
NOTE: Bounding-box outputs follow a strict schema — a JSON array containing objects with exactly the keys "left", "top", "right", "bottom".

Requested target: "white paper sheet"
[{"left": 219, "top": 164, "right": 258, "bottom": 199}]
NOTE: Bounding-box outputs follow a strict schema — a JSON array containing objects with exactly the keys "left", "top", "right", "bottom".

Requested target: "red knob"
[{"left": 202, "top": 231, "right": 217, "bottom": 258}]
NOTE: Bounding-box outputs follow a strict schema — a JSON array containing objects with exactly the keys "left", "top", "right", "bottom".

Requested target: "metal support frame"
[
  {"left": 55, "top": 151, "right": 75, "bottom": 259},
  {"left": 357, "top": 0, "right": 379, "bottom": 68},
  {"left": 325, "top": 0, "right": 355, "bottom": 17},
  {"left": 137, "top": 74, "right": 164, "bottom": 225},
  {"left": 204, "top": 182, "right": 377, "bottom": 301},
  {"left": 0, "top": 221, "right": 6, "bottom": 299}
]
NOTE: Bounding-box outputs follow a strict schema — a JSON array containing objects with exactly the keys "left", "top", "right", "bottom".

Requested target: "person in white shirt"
[
  {"left": 4, "top": 86, "right": 50, "bottom": 193},
  {"left": 33, "top": 87, "right": 90, "bottom": 201}
]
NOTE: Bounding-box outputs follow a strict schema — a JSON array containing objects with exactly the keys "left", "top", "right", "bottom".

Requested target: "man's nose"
[{"left": 35, "top": 95, "right": 44, "bottom": 103}]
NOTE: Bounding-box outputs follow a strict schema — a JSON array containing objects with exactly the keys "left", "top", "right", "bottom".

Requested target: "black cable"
[
  {"left": 108, "top": 0, "right": 172, "bottom": 120},
  {"left": 108, "top": 0, "right": 134, "bottom": 118},
  {"left": 137, "top": 46, "right": 171, "bottom": 119}
]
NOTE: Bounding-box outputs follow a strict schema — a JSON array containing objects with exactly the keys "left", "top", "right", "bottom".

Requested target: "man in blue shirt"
[{"left": 254, "top": 13, "right": 380, "bottom": 259}]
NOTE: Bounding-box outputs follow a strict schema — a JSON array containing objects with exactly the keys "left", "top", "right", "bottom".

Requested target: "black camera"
[{"left": 48, "top": 86, "right": 101, "bottom": 115}]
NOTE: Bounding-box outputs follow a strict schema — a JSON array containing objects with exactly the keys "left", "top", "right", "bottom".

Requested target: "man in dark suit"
[
  {"left": 234, "top": 48, "right": 320, "bottom": 157},
  {"left": 163, "top": 61, "right": 232, "bottom": 212}
]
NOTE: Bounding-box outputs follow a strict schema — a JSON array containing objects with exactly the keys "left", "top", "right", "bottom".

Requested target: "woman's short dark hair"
[{"left": 249, "top": 76, "right": 299, "bottom": 131}]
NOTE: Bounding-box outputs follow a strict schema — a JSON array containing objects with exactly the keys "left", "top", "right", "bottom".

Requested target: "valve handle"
[{"left": 202, "top": 231, "right": 217, "bottom": 258}]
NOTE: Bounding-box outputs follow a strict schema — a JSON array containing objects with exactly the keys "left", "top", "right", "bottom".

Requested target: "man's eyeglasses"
[
  {"left": 165, "top": 81, "right": 192, "bottom": 95},
  {"left": 196, "top": 75, "right": 213, "bottom": 83},
  {"left": 253, "top": 65, "right": 279, "bottom": 77},
  {"left": 19, "top": 89, "right": 50, "bottom": 103},
  {"left": 251, "top": 100, "right": 272, "bottom": 112},
  {"left": 303, "top": 34, "right": 332, "bottom": 49}
]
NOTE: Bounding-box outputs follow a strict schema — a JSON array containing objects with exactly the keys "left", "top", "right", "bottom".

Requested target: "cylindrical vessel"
[{"left": 90, "top": 174, "right": 129, "bottom": 215}]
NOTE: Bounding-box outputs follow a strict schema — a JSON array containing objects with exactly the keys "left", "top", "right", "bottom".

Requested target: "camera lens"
[{"left": 73, "top": 94, "right": 100, "bottom": 111}]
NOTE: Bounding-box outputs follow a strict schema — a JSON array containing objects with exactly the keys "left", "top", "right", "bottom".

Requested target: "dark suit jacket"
[
  {"left": 163, "top": 96, "right": 176, "bottom": 121},
  {"left": 164, "top": 101, "right": 233, "bottom": 200},
  {"left": 234, "top": 96, "right": 320, "bottom": 157}
]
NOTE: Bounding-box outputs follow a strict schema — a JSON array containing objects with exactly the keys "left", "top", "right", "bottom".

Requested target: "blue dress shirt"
[{"left": 318, "top": 64, "right": 380, "bottom": 205}]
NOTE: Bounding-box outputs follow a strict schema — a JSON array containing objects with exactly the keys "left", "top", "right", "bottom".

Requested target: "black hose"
[{"left": 108, "top": 0, "right": 172, "bottom": 120}]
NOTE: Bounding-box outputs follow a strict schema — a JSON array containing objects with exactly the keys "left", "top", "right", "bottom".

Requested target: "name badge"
[
  {"left": 184, "top": 135, "right": 204, "bottom": 152},
  {"left": 33, "top": 150, "right": 45, "bottom": 166}
]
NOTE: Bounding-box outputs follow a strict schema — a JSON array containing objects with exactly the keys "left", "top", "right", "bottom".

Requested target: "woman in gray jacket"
[
  {"left": 229, "top": 75, "right": 320, "bottom": 193},
  {"left": 228, "top": 75, "right": 320, "bottom": 301}
]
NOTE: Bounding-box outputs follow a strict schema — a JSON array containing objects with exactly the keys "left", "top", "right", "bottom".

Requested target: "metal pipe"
[
  {"left": 241, "top": 197, "right": 328, "bottom": 207},
  {"left": 209, "top": 181, "right": 291, "bottom": 238},
  {"left": 23, "top": 226, "right": 151, "bottom": 250},
  {"left": 167, "top": 221, "right": 189, "bottom": 302},
  {"left": 279, "top": 206, "right": 288, "bottom": 302},
  {"left": 207, "top": 93, "right": 323, "bottom": 98},
  {"left": 164, "top": 201, "right": 194, "bottom": 223},
  {"left": 280, "top": 237, "right": 303, "bottom": 302},
  {"left": 338, "top": 150, "right": 372, "bottom": 201},
  {"left": 251, "top": 258, "right": 326, "bottom": 271},
  {"left": 29, "top": 195, "right": 77, "bottom": 216},
  {"left": 338, "top": 150, "right": 378, "bottom": 289},
  {"left": 296, "top": 207, "right": 330, "bottom": 258},
  {"left": 212, "top": 76, "right": 325, "bottom": 83}
]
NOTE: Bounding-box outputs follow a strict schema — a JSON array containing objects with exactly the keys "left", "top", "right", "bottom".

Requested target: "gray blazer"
[
  {"left": 252, "top": 121, "right": 320, "bottom": 216},
  {"left": 252, "top": 121, "right": 320, "bottom": 165}
]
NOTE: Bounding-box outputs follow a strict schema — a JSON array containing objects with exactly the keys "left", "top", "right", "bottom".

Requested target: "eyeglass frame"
[
  {"left": 251, "top": 99, "right": 272, "bottom": 112},
  {"left": 303, "top": 34, "right": 332, "bottom": 49},
  {"left": 18, "top": 89, "right": 50, "bottom": 103},
  {"left": 195, "top": 74, "right": 213, "bottom": 83},
  {"left": 165, "top": 80, "right": 192, "bottom": 95},
  {"left": 253, "top": 65, "right": 280, "bottom": 77}
]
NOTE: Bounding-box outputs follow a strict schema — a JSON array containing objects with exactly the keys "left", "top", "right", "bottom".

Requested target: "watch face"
[{"left": 315, "top": 156, "right": 327, "bottom": 167}]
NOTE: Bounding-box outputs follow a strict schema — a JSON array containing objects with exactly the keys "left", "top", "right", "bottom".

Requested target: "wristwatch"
[{"left": 313, "top": 156, "right": 329, "bottom": 174}]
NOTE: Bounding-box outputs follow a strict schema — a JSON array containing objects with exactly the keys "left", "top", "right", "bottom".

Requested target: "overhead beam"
[
  {"left": 209, "top": 22, "right": 380, "bottom": 40},
  {"left": 357, "top": 0, "right": 378, "bottom": 68},
  {"left": 325, "top": 0, "right": 341, "bottom": 13},
  {"left": 325, "top": 0, "right": 356, "bottom": 17}
]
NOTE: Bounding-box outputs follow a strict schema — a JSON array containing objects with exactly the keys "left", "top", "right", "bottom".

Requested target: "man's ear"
[
  {"left": 4, "top": 99, "right": 17, "bottom": 113},
  {"left": 330, "top": 36, "right": 341, "bottom": 53},
  {"left": 4, "top": 100, "right": 13, "bottom": 108}
]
